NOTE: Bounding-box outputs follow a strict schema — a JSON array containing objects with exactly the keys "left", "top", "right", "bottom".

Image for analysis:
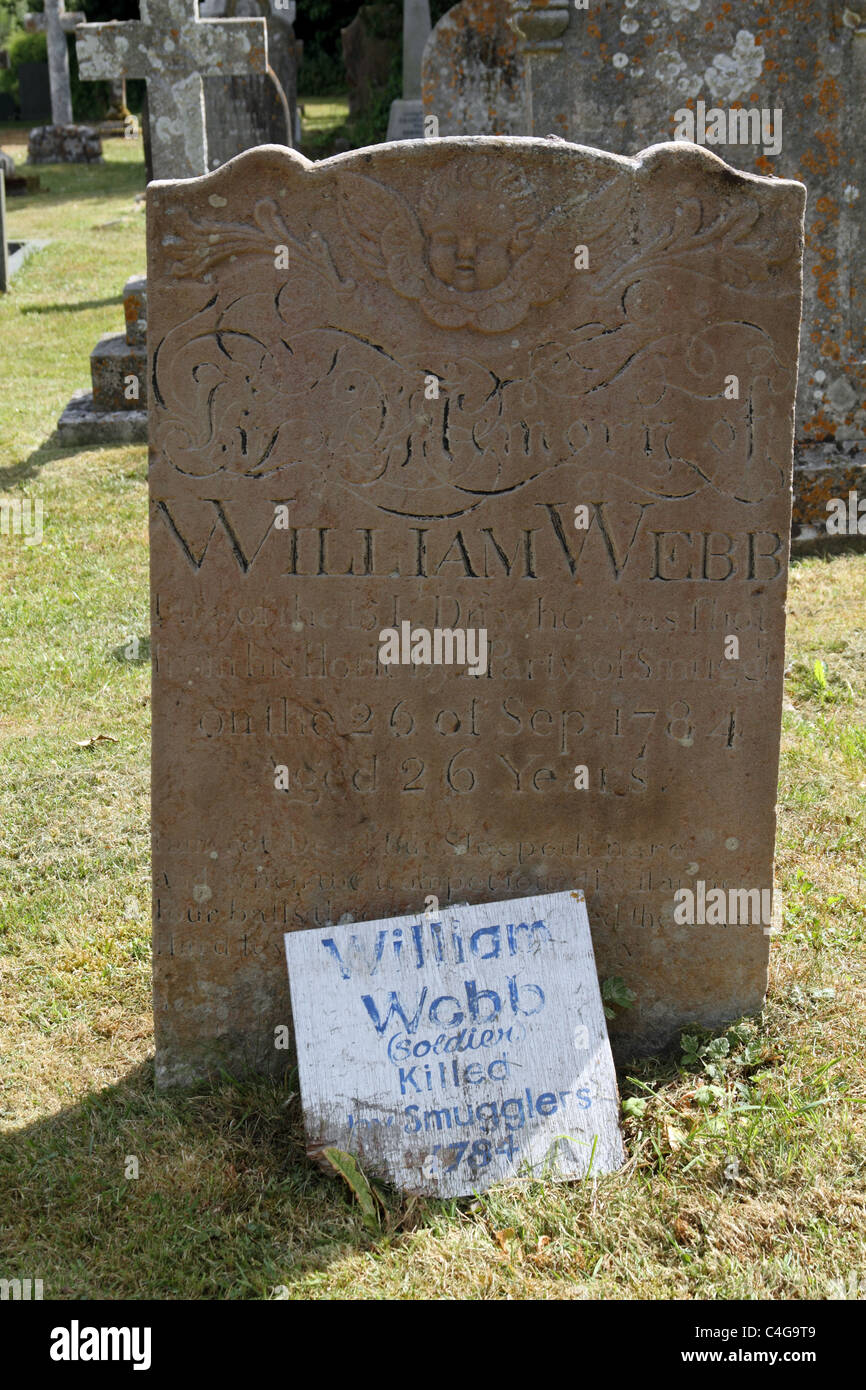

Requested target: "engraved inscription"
[{"left": 146, "top": 140, "right": 803, "bottom": 1085}]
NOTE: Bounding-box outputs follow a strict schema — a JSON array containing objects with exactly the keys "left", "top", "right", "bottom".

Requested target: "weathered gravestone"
[
  {"left": 285, "top": 891, "right": 624, "bottom": 1193},
  {"left": 25, "top": 0, "right": 83, "bottom": 128},
  {"left": 200, "top": 0, "right": 298, "bottom": 170},
  {"left": 421, "top": 0, "right": 528, "bottom": 136},
  {"left": 146, "top": 138, "right": 804, "bottom": 1087},
  {"left": 75, "top": 0, "right": 268, "bottom": 180},
  {"left": 511, "top": 0, "right": 866, "bottom": 542},
  {"left": 387, "top": 0, "right": 431, "bottom": 139}
]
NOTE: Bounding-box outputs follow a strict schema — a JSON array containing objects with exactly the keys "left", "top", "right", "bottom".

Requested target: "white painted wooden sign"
[{"left": 284, "top": 890, "right": 625, "bottom": 1196}]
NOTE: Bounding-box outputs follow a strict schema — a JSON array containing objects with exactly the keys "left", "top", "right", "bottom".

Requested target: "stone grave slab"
[
  {"left": 386, "top": 99, "right": 424, "bottom": 140},
  {"left": 146, "top": 139, "right": 804, "bottom": 1086},
  {"left": 28, "top": 124, "right": 102, "bottom": 164},
  {"left": 285, "top": 890, "right": 624, "bottom": 1195},
  {"left": 0, "top": 169, "right": 47, "bottom": 292}
]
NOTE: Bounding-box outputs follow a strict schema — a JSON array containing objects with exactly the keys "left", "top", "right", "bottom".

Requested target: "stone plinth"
[
  {"left": 27, "top": 124, "right": 103, "bottom": 164},
  {"left": 58, "top": 272, "right": 148, "bottom": 444}
]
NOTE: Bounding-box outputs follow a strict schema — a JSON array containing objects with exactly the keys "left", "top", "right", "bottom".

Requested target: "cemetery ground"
[{"left": 0, "top": 137, "right": 864, "bottom": 1303}]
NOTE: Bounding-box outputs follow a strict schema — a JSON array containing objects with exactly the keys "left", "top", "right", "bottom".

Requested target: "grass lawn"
[
  {"left": 0, "top": 136, "right": 864, "bottom": 1302},
  {"left": 297, "top": 93, "right": 351, "bottom": 158}
]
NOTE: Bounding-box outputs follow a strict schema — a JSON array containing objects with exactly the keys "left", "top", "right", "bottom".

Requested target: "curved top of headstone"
[{"left": 149, "top": 131, "right": 805, "bottom": 187}]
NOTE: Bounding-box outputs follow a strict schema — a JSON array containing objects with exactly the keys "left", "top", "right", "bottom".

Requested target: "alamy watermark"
[
  {"left": 674, "top": 101, "right": 782, "bottom": 157},
  {"left": 0, "top": 496, "right": 43, "bottom": 546},
  {"left": 826, "top": 492, "right": 866, "bottom": 536},
  {"left": 50, "top": 1323, "right": 152, "bottom": 1370},
  {"left": 378, "top": 621, "right": 488, "bottom": 677},
  {"left": 674, "top": 881, "right": 776, "bottom": 928},
  {"left": 0, "top": 1276, "right": 43, "bottom": 1299}
]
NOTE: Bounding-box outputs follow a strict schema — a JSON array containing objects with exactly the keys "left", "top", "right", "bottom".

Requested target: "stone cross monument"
[{"left": 75, "top": 0, "right": 268, "bottom": 180}]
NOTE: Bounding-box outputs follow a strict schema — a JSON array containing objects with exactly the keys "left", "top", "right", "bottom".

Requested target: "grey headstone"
[
  {"left": 18, "top": 62, "right": 51, "bottom": 123},
  {"left": 386, "top": 98, "right": 424, "bottom": 141},
  {"left": 388, "top": 0, "right": 431, "bottom": 140},
  {"left": 402, "top": 0, "right": 432, "bottom": 99},
  {"left": 421, "top": 0, "right": 528, "bottom": 137},
  {"left": 511, "top": 1, "right": 866, "bottom": 466}
]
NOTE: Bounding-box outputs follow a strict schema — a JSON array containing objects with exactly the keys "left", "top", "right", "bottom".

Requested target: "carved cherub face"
[
  {"left": 418, "top": 163, "right": 539, "bottom": 294},
  {"left": 425, "top": 201, "right": 515, "bottom": 292}
]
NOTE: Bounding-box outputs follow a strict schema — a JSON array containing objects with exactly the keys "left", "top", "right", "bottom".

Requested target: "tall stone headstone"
[
  {"left": 387, "top": 0, "right": 431, "bottom": 139},
  {"left": 402, "top": 0, "right": 430, "bottom": 97},
  {"left": 147, "top": 139, "right": 803, "bottom": 1086},
  {"left": 25, "top": 0, "right": 84, "bottom": 127},
  {"left": 512, "top": 1, "right": 865, "bottom": 505},
  {"left": 200, "top": 0, "right": 298, "bottom": 170},
  {"left": 422, "top": 0, "right": 528, "bottom": 136},
  {"left": 75, "top": 0, "right": 268, "bottom": 180}
]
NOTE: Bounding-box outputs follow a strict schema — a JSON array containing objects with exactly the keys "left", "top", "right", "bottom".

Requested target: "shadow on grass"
[
  {"left": 0, "top": 1060, "right": 388, "bottom": 1300},
  {"left": 19, "top": 296, "right": 121, "bottom": 315},
  {"left": 6, "top": 167, "right": 145, "bottom": 210},
  {"left": 791, "top": 535, "right": 866, "bottom": 563},
  {"left": 0, "top": 432, "right": 145, "bottom": 489},
  {"left": 0, "top": 1032, "right": 700, "bottom": 1302}
]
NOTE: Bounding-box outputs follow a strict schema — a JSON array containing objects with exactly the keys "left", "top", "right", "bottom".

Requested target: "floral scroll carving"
[{"left": 151, "top": 153, "right": 799, "bottom": 516}]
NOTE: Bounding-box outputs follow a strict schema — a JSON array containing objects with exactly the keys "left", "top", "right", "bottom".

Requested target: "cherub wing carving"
[
  {"left": 166, "top": 197, "right": 353, "bottom": 297},
  {"left": 336, "top": 172, "right": 428, "bottom": 301},
  {"left": 506, "top": 172, "right": 633, "bottom": 312}
]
